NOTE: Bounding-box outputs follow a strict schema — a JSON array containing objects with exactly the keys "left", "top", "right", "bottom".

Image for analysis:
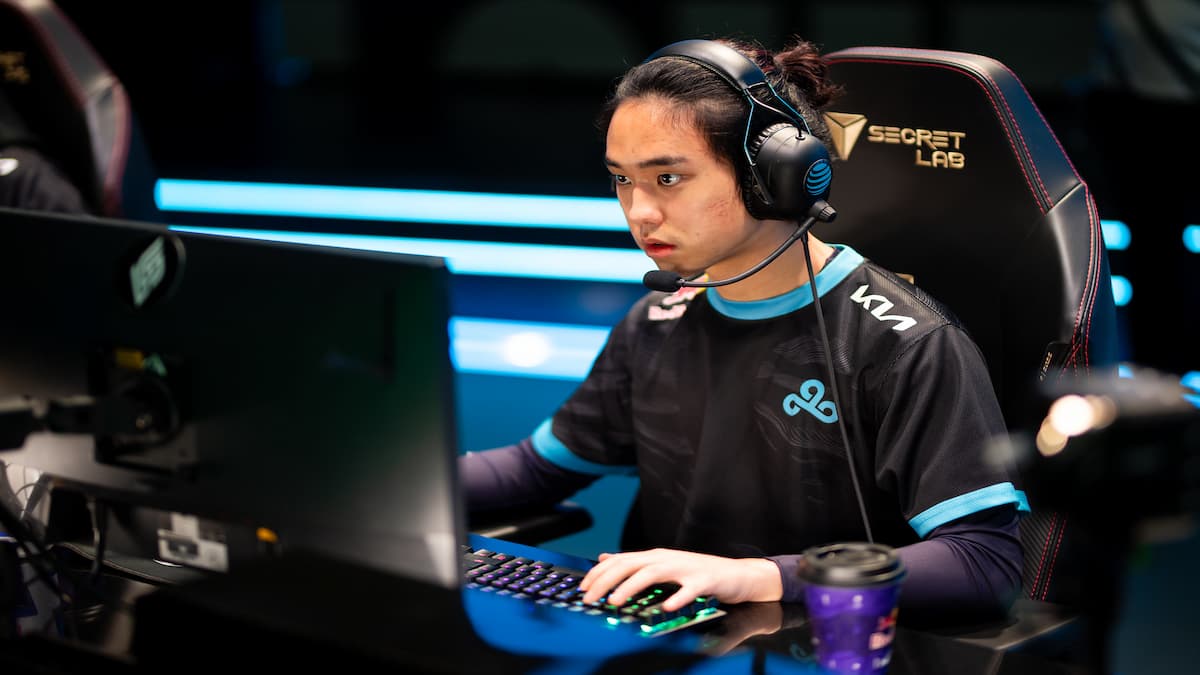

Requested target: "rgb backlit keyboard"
[{"left": 462, "top": 544, "right": 726, "bottom": 637}]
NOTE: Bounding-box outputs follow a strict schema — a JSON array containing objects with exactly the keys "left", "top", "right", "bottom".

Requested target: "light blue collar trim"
[
  {"left": 707, "top": 245, "right": 864, "bottom": 320},
  {"left": 909, "top": 483, "right": 1031, "bottom": 538},
  {"left": 531, "top": 418, "right": 637, "bottom": 476}
]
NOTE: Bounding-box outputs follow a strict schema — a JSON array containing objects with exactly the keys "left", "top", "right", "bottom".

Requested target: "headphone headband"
[{"left": 643, "top": 39, "right": 769, "bottom": 92}]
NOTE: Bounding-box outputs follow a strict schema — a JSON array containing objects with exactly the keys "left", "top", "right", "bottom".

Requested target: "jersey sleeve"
[
  {"left": 531, "top": 299, "right": 651, "bottom": 476},
  {"left": 873, "top": 323, "right": 1030, "bottom": 537}
]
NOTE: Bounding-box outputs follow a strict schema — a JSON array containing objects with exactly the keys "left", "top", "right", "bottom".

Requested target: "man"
[{"left": 461, "top": 36, "right": 1026, "bottom": 623}]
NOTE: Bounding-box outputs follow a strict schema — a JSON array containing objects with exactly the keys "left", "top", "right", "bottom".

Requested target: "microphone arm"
[{"left": 643, "top": 200, "right": 837, "bottom": 292}]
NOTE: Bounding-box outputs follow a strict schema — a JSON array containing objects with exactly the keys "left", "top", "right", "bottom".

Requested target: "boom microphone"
[{"left": 641, "top": 200, "right": 836, "bottom": 293}]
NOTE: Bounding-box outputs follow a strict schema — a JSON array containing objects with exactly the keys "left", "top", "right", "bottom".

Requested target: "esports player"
[{"left": 459, "top": 35, "right": 1027, "bottom": 623}]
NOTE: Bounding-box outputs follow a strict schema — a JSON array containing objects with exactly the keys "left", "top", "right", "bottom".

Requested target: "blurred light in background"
[
  {"left": 1184, "top": 225, "right": 1200, "bottom": 254},
  {"left": 1111, "top": 275, "right": 1132, "bottom": 307},
  {"left": 1183, "top": 371, "right": 1200, "bottom": 408},
  {"left": 157, "top": 179, "right": 628, "bottom": 231},
  {"left": 167, "top": 226, "right": 649, "bottom": 283},
  {"left": 1101, "top": 219, "right": 1130, "bottom": 250},
  {"left": 450, "top": 318, "right": 609, "bottom": 380}
]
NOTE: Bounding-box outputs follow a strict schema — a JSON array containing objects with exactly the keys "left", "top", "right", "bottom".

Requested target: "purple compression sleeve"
[
  {"left": 459, "top": 438, "right": 597, "bottom": 513},
  {"left": 771, "top": 506, "right": 1023, "bottom": 619}
]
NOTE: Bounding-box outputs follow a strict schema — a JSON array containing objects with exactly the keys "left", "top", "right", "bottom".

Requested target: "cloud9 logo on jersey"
[{"left": 783, "top": 379, "right": 838, "bottom": 423}]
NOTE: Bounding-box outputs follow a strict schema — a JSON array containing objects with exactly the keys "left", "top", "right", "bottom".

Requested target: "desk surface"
[{"left": 4, "top": 536, "right": 1092, "bottom": 674}]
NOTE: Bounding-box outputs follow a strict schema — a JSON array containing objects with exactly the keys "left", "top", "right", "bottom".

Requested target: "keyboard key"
[{"left": 462, "top": 545, "right": 724, "bottom": 637}]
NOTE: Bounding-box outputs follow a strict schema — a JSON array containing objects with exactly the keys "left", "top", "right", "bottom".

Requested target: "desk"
[{"left": 3, "top": 539, "right": 1091, "bottom": 674}]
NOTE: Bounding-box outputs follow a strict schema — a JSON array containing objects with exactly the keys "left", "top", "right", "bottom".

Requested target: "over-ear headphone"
[{"left": 642, "top": 39, "right": 832, "bottom": 221}]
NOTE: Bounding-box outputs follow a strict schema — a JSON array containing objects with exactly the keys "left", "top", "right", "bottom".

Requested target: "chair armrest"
[
  {"left": 467, "top": 501, "right": 593, "bottom": 545},
  {"left": 925, "top": 597, "right": 1083, "bottom": 661}
]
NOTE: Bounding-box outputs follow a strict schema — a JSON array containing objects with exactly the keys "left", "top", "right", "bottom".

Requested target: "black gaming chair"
[
  {"left": 0, "top": 0, "right": 157, "bottom": 219},
  {"left": 814, "top": 46, "right": 1120, "bottom": 644}
]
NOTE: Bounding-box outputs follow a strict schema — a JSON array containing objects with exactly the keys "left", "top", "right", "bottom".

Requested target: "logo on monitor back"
[
  {"left": 130, "top": 237, "right": 167, "bottom": 308},
  {"left": 121, "top": 234, "right": 185, "bottom": 310}
]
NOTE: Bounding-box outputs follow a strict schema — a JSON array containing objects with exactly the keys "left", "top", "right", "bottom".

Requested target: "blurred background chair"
[
  {"left": 0, "top": 0, "right": 157, "bottom": 220},
  {"left": 813, "top": 45, "right": 1121, "bottom": 652}
]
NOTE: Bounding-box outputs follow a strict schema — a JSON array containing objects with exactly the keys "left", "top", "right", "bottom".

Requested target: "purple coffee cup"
[{"left": 797, "top": 542, "right": 906, "bottom": 675}]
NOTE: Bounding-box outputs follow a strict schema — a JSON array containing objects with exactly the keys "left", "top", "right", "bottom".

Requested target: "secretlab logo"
[
  {"left": 849, "top": 285, "right": 916, "bottom": 331},
  {"left": 783, "top": 379, "right": 838, "bottom": 423},
  {"left": 0, "top": 51, "right": 30, "bottom": 84},
  {"left": 823, "top": 111, "right": 968, "bottom": 169},
  {"left": 824, "top": 112, "right": 869, "bottom": 160}
]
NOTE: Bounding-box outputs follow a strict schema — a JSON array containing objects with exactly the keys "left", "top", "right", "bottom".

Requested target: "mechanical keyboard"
[{"left": 462, "top": 543, "right": 726, "bottom": 637}]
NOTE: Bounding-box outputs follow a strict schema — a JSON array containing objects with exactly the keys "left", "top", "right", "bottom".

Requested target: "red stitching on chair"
[
  {"left": 100, "top": 83, "right": 131, "bottom": 215},
  {"left": 1030, "top": 511, "right": 1058, "bottom": 597},
  {"left": 972, "top": 63, "right": 1051, "bottom": 206},
  {"left": 1061, "top": 188, "right": 1103, "bottom": 376},
  {"left": 1041, "top": 514, "right": 1068, "bottom": 601},
  {"left": 1082, "top": 189, "right": 1102, "bottom": 370},
  {"left": 999, "top": 59, "right": 1086, "bottom": 182}
]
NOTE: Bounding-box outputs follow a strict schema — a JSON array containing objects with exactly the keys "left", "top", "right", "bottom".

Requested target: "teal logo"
[{"left": 783, "top": 379, "right": 838, "bottom": 423}]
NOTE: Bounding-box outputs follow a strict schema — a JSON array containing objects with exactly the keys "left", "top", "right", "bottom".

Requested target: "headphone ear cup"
[
  {"left": 741, "top": 122, "right": 790, "bottom": 220},
  {"left": 744, "top": 122, "right": 832, "bottom": 220}
]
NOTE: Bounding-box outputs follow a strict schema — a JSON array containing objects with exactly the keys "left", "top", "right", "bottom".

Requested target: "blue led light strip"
[
  {"left": 156, "top": 179, "right": 627, "bottom": 231},
  {"left": 1183, "top": 371, "right": 1200, "bottom": 409},
  {"left": 450, "top": 317, "right": 609, "bottom": 380},
  {"left": 168, "top": 226, "right": 649, "bottom": 283},
  {"left": 1185, "top": 225, "right": 1200, "bottom": 254}
]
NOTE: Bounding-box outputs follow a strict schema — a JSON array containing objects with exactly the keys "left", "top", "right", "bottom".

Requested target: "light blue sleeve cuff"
[
  {"left": 531, "top": 418, "right": 637, "bottom": 476},
  {"left": 908, "top": 482, "right": 1031, "bottom": 538}
]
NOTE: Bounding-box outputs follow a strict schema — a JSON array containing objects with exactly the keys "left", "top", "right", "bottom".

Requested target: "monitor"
[{"left": 0, "top": 206, "right": 464, "bottom": 589}]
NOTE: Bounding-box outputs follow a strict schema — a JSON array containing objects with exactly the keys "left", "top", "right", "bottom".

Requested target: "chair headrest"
[
  {"left": 812, "top": 47, "right": 1118, "bottom": 426},
  {"left": 0, "top": 0, "right": 132, "bottom": 216}
]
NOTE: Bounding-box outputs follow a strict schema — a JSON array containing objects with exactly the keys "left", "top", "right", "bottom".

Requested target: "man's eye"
[
  {"left": 611, "top": 175, "right": 631, "bottom": 186},
  {"left": 658, "top": 174, "right": 681, "bottom": 186}
]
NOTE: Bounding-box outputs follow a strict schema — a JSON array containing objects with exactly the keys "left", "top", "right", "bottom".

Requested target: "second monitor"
[{"left": 0, "top": 206, "right": 464, "bottom": 589}]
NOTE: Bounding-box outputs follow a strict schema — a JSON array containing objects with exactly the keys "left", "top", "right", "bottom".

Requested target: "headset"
[{"left": 642, "top": 39, "right": 833, "bottom": 221}]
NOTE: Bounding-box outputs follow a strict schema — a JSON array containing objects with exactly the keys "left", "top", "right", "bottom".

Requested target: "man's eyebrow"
[{"left": 604, "top": 155, "right": 691, "bottom": 169}]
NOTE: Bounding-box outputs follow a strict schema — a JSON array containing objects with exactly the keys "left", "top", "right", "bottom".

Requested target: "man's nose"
[{"left": 625, "top": 185, "right": 663, "bottom": 226}]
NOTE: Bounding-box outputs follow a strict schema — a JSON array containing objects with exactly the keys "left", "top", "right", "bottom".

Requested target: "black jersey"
[{"left": 531, "top": 245, "right": 1028, "bottom": 557}]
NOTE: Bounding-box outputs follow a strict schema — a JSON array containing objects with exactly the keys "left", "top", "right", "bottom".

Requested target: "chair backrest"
[
  {"left": 0, "top": 0, "right": 157, "bottom": 219},
  {"left": 814, "top": 46, "right": 1121, "bottom": 605}
]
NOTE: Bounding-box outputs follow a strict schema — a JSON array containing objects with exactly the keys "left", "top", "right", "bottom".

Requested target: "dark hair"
[{"left": 598, "top": 36, "right": 844, "bottom": 191}]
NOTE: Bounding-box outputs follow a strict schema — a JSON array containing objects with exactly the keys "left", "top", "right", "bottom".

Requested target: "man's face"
[{"left": 605, "top": 97, "right": 771, "bottom": 281}]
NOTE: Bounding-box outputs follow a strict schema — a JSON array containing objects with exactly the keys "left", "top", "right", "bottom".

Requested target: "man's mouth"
[{"left": 644, "top": 241, "right": 675, "bottom": 258}]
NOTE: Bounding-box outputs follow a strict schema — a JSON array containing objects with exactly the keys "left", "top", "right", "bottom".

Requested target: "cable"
[
  {"left": 801, "top": 233, "right": 874, "bottom": 544},
  {"left": 0, "top": 500, "right": 78, "bottom": 639},
  {"left": 86, "top": 497, "right": 108, "bottom": 585}
]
